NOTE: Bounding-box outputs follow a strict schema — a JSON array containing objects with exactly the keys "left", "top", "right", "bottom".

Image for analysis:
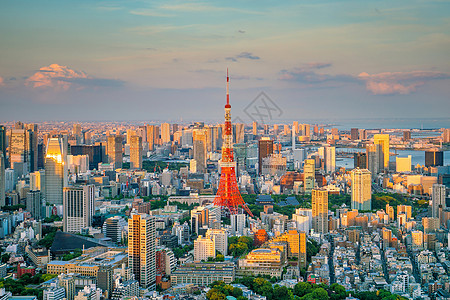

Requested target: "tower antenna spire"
[{"left": 226, "top": 68, "right": 229, "bottom": 106}]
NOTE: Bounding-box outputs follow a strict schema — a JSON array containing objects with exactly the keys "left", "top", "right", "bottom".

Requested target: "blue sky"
[{"left": 0, "top": 0, "right": 449, "bottom": 123}]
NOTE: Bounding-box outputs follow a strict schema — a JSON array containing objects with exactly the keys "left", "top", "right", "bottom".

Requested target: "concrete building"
[
  {"left": 128, "top": 213, "right": 156, "bottom": 289},
  {"left": 26, "top": 190, "right": 41, "bottom": 220},
  {"left": 303, "top": 159, "right": 315, "bottom": 193},
  {"left": 351, "top": 168, "right": 372, "bottom": 211},
  {"left": 45, "top": 138, "right": 65, "bottom": 205},
  {"left": 171, "top": 262, "right": 235, "bottom": 286},
  {"left": 63, "top": 185, "right": 95, "bottom": 233},
  {"left": 194, "top": 235, "right": 215, "bottom": 261},
  {"left": 374, "top": 134, "right": 390, "bottom": 169},
  {"left": 129, "top": 136, "right": 142, "bottom": 169},
  {"left": 102, "top": 216, "right": 127, "bottom": 244},
  {"left": 231, "top": 214, "right": 246, "bottom": 236},
  {"left": 312, "top": 189, "right": 328, "bottom": 234},
  {"left": 396, "top": 156, "right": 412, "bottom": 173},
  {"left": 431, "top": 184, "right": 446, "bottom": 219},
  {"left": 107, "top": 135, "right": 123, "bottom": 169},
  {"left": 193, "top": 129, "right": 207, "bottom": 173},
  {"left": 206, "top": 229, "right": 228, "bottom": 256},
  {"left": 238, "top": 248, "right": 285, "bottom": 278}
]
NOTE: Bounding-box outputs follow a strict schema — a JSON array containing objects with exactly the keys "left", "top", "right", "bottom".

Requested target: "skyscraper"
[
  {"left": 299, "top": 124, "right": 310, "bottom": 137},
  {"left": 230, "top": 214, "right": 246, "bottom": 236},
  {"left": 0, "top": 125, "right": 7, "bottom": 168},
  {"left": 324, "top": 146, "right": 336, "bottom": 174},
  {"left": 431, "top": 184, "right": 446, "bottom": 219},
  {"left": 193, "top": 129, "right": 207, "bottom": 173},
  {"left": 258, "top": 137, "right": 273, "bottom": 175},
  {"left": 128, "top": 213, "right": 156, "bottom": 289},
  {"left": 126, "top": 129, "right": 136, "bottom": 145},
  {"left": 0, "top": 153, "right": 4, "bottom": 207},
  {"left": 26, "top": 190, "right": 41, "bottom": 220},
  {"left": 303, "top": 159, "right": 315, "bottom": 193},
  {"left": 374, "top": 134, "right": 389, "bottom": 169},
  {"left": 234, "top": 123, "right": 245, "bottom": 144},
  {"left": 45, "top": 138, "right": 65, "bottom": 205},
  {"left": 312, "top": 189, "right": 328, "bottom": 234},
  {"left": 350, "top": 128, "right": 359, "bottom": 140},
  {"left": 425, "top": 150, "right": 444, "bottom": 167},
  {"left": 63, "top": 185, "right": 94, "bottom": 233},
  {"left": 161, "top": 123, "right": 171, "bottom": 144},
  {"left": 146, "top": 124, "right": 155, "bottom": 151},
  {"left": 130, "top": 136, "right": 142, "bottom": 169},
  {"left": 354, "top": 153, "right": 367, "bottom": 169},
  {"left": 107, "top": 135, "right": 123, "bottom": 169},
  {"left": 366, "top": 143, "right": 383, "bottom": 177},
  {"left": 72, "top": 124, "right": 82, "bottom": 144},
  {"left": 351, "top": 168, "right": 372, "bottom": 211}
]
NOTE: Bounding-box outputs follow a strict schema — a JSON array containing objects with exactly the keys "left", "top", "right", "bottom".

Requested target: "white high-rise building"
[
  {"left": 324, "top": 146, "right": 336, "bottom": 174},
  {"left": 128, "top": 213, "right": 156, "bottom": 289},
  {"left": 231, "top": 213, "right": 246, "bottom": 236},
  {"left": 351, "top": 168, "right": 372, "bottom": 211},
  {"left": 194, "top": 235, "right": 215, "bottom": 261},
  {"left": 63, "top": 185, "right": 95, "bottom": 233},
  {"left": 431, "top": 184, "right": 446, "bottom": 219},
  {"left": 293, "top": 208, "right": 312, "bottom": 233},
  {"left": 293, "top": 149, "right": 306, "bottom": 170},
  {"left": 206, "top": 229, "right": 228, "bottom": 256},
  {"left": 43, "top": 285, "right": 66, "bottom": 300}
]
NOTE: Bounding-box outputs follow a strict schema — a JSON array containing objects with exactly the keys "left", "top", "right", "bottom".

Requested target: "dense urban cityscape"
[
  {"left": 0, "top": 69, "right": 450, "bottom": 300},
  {"left": 2, "top": 1, "right": 450, "bottom": 300}
]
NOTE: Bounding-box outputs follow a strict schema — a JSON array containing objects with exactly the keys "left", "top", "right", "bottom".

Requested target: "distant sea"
[
  {"left": 294, "top": 118, "right": 450, "bottom": 130},
  {"left": 336, "top": 149, "right": 450, "bottom": 169}
]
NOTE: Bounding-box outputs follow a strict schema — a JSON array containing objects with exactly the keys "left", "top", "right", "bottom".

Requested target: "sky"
[{"left": 1, "top": 0, "right": 450, "bottom": 125}]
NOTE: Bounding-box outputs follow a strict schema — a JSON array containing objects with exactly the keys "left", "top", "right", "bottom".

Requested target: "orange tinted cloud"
[
  {"left": 358, "top": 71, "right": 449, "bottom": 95},
  {"left": 0, "top": 76, "right": 4, "bottom": 86},
  {"left": 26, "top": 64, "right": 88, "bottom": 90}
]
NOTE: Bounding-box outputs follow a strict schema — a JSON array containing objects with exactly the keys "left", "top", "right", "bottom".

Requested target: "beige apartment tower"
[
  {"left": 130, "top": 136, "right": 142, "bottom": 169},
  {"left": 312, "top": 189, "right": 328, "bottom": 234},
  {"left": 351, "top": 168, "right": 372, "bottom": 211},
  {"left": 128, "top": 213, "right": 156, "bottom": 289}
]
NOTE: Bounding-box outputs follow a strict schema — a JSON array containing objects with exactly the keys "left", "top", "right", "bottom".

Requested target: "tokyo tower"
[{"left": 213, "top": 69, "right": 254, "bottom": 217}]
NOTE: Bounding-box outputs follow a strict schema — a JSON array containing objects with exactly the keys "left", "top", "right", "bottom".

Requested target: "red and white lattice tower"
[{"left": 213, "top": 69, "right": 254, "bottom": 217}]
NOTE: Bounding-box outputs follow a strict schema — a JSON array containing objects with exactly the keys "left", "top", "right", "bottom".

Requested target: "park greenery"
[
  {"left": 122, "top": 160, "right": 188, "bottom": 172},
  {"left": 62, "top": 248, "right": 83, "bottom": 261},
  {"left": 172, "top": 244, "right": 194, "bottom": 259},
  {"left": 38, "top": 226, "right": 60, "bottom": 249},
  {"left": 232, "top": 277, "right": 407, "bottom": 300},
  {"left": 0, "top": 272, "right": 57, "bottom": 300},
  {"left": 207, "top": 281, "right": 245, "bottom": 300},
  {"left": 228, "top": 236, "right": 254, "bottom": 258},
  {"left": 1, "top": 204, "right": 26, "bottom": 212},
  {"left": 43, "top": 215, "right": 62, "bottom": 223}
]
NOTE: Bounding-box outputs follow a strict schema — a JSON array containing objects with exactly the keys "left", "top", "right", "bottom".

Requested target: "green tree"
[
  {"left": 294, "top": 282, "right": 312, "bottom": 297},
  {"left": 215, "top": 254, "right": 225, "bottom": 262},
  {"left": 273, "top": 285, "right": 293, "bottom": 300},
  {"left": 311, "top": 288, "right": 329, "bottom": 300}
]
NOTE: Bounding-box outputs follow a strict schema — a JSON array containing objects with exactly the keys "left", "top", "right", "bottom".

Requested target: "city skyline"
[{"left": 1, "top": 0, "right": 450, "bottom": 122}]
